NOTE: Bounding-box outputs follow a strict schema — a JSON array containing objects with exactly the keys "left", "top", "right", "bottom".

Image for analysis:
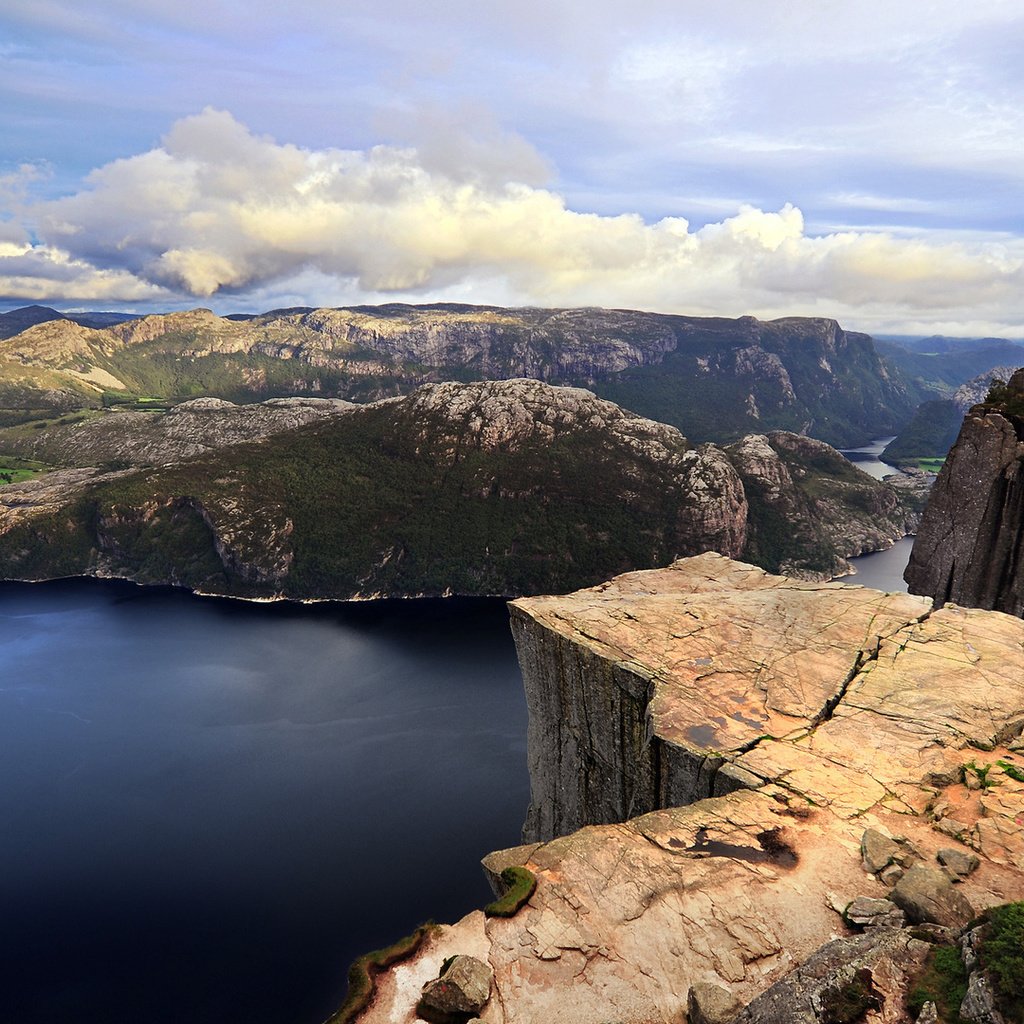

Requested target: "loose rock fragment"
[
  {"left": 890, "top": 867, "right": 975, "bottom": 931},
  {"left": 844, "top": 896, "right": 905, "bottom": 930},
  {"left": 937, "top": 847, "right": 981, "bottom": 880},
  {"left": 687, "top": 981, "right": 742, "bottom": 1024},
  {"left": 861, "top": 828, "right": 901, "bottom": 874},
  {"left": 420, "top": 955, "right": 493, "bottom": 1016}
]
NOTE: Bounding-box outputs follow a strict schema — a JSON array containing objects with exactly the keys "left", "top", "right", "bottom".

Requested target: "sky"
[{"left": 2, "top": 0, "right": 1024, "bottom": 335}]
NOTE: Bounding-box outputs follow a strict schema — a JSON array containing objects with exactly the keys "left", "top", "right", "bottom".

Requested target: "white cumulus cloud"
[{"left": 3, "top": 109, "right": 1024, "bottom": 333}]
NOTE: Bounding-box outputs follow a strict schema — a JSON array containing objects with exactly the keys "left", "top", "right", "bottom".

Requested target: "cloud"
[
  {"left": 3, "top": 108, "right": 1024, "bottom": 333},
  {"left": 0, "top": 243, "right": 170, "bottom": 301}
]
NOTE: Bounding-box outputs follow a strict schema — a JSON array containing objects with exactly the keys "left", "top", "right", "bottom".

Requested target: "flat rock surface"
[
  {"left": 358, "top": 555, "right": 1024, "bottom": 1024},
  {"left": 515, "top": 553, "right": 930, "bottom": 755}
]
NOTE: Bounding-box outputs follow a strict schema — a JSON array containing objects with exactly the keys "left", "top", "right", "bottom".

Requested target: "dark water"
[
  {"left": 0, "top": 582, "right": 529, "bottom": 1024},
  {"left": 840, "top": 538, "right": 914, "bottom": 593},
  {"left": 0, "top": 428, "right": 918, "bottom": 1024}
]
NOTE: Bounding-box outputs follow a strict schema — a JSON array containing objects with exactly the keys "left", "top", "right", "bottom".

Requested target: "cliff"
[
  {"left": 354, "top": 554, "right": 1024, "bottom": 1024},
  {"left": 0, "top": 382, "right": 915, "bottom": 598},
  {"left": 0, "top": 303, "right": 914, "bottom": 446},
  {"left": 882, "top": 365, "right": 1019, "bottom": 466},
  {"left": 905, "top": 368, "right": 1024, "bottom": 614}
]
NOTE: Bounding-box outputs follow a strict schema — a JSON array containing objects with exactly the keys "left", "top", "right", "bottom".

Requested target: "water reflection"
[{"left": 838, "top": 435, "right": 899, "bottom": 481}]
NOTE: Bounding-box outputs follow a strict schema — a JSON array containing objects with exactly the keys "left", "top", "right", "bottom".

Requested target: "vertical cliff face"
[
  {"left": 511, "top": 553, "right": 933, "bottom": 843},
  {"left": 905, "top": 368, "right": 1024, "bottom": 614}
]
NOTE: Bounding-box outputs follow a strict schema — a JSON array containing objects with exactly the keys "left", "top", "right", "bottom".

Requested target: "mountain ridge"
[
  {"left": 0, "top": 380, "right": 919, "bottom": 599},
  {"left": 0, "top": 303, "right": 913, "bottom": 447}
]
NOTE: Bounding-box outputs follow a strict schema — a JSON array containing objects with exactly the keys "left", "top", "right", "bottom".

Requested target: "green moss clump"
[
  {"left": 996, "top": 759, "right": 1024, "bottom": 784},
  {"left": 980, "top": 901, "right": 1024, "bottom": 1018},
  {"left": 907, "top": 945, "right": 968, "bottom": 1024},
  {"left": 324, "top": 923, "right": 438, "bottom": 1024},
  {"left": 483, "top": 866, "right": 537, "bottom": 918}
]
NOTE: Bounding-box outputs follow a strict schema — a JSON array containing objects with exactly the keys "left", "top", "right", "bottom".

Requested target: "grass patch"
[
  {"left": 483, "top": 866, "right": 537, "bottom": 918},
  {"left": 980, "top": 901, "right": 1024, "bottom": 1019},
  {"left": 907, "top": 945, "right": 968, "bottom": 1024},
  {"left": 963, "top": 761, "right": 1000, "bottom": 788},
  {"left": 996, "top": 759, "right": 1024, "bottom": 784},
  {"left": 101, "top": 391, "right": 172, "bottom": 411},
  {"left": 915, "top": 458, "right": 946, "bottom": 472},
  {"left": 324, "top": 922, "right": 438, "bottom": 1024},
  {"left": 0, "top": 454, "right": 50, "bottom": 484}
]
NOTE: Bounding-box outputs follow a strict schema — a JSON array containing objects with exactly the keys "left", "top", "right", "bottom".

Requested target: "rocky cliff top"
[
  {"left": 515, "top": 554, "right": 933, "bottom": 761},
  {"left": 358, "top": 555, "right": 1024, "bottom": 1024},
  {"left": 400, "top": 378, "right": 687, "bottom": 457}
]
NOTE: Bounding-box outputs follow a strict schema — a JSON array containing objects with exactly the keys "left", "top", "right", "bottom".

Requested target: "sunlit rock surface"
[{"left": 358, "top": 554, "right": 1024, "bottom": 1024}]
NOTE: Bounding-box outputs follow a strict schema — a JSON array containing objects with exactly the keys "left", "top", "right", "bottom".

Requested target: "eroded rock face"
[
  {"left": 357, "top": 555, "right": 1024, "bottom": 1024},
  {"left": 906, "top": 368, "right": 1024, "bottom": 614}
]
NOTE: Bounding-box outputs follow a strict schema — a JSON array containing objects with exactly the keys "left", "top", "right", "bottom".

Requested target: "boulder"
[
  {"left": 959, "top": 971, "right": 1006, "bottom": 1024},
  {"left": 687, "top": 981, "right": 742, "bottom": 1024},
  {"left": 861, "top": 829, "right": 901, "bottom": 874},
  {"left": 890, "top": 867, "right": 975, "bottom": 930},
  {"left": 420, "top": 955, "right": 493, "bottom": 1016},
  {"left": 729, "top": 928, "right": 930, "bottom": 1024},
  {"left": 938, "top": 847, "right": 980, "bottom": 880},
  {"left": 844, "top": 896, "right": 905, "bottom": 930}
]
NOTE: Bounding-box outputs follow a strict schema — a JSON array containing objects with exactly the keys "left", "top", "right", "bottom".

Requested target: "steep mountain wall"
[
  {"left": 0, "top": 303, "right": 914, "bottom": 446},
  {"left": 906, "top": 368, "right": 1024, "bottom": 614}
]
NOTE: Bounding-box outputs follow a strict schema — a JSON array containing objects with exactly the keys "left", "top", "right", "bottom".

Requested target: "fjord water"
[
  {"left": 0, "top": 583, "right": 528, "bottom": 1024},
  {"left": 835, "top": 436, "right": 914, "bottom": 593},
  {"left": 837, "top": 435, "right": 898, "bottom": 481},
  {"left": 0, "top": 432, "right": 914, "bottom": 1024}
]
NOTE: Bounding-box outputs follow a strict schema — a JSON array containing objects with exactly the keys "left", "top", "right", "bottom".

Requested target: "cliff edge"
[
  {"left": 905, "top": 367, "right": 1024, "bottom": 614},
  {"left": 355, "top": 554, "right": 1024, "bottom": 1024}
]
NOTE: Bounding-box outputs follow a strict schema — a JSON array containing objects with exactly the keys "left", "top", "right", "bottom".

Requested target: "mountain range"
[{"left": 0, "top": 303, "right": 915, "bottom": 447}]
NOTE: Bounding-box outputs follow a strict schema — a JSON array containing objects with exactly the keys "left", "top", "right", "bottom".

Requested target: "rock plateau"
[{"left": 355, "top": 554, "right": 1024, "bottom": 1024}]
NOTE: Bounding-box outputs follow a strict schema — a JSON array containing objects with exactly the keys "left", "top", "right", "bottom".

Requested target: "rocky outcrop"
[
  {"left": 356, "top": 554, "right": 1024, "bottom": 1024},
  {"left": 906, "top": 368, "right": 1024, "bottom": 614},
  {"left": 729, "top": 431, "right": 916, "bottom": 578},
  {"left": 0, "top": 381, "right": 917, "bottom": 598},
  {"left": 0, "top": 395, "right": 355, "bottom": 468},
  {"left": 883, "top": 366, "right": 1020, "bottom": 466},
  {"left": 729, "top": 928, "right": 931, "bottom": 1024}
]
